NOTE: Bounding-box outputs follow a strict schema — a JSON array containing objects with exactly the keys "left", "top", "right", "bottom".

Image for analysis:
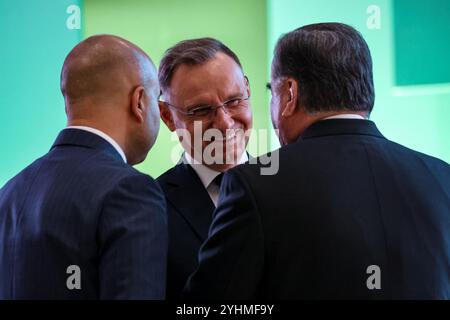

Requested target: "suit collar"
[
  {"left": 161, "top": 152, "right": 252, "bottom": 241},
  {"left": 182, "top": 153, "right": 222, "bottom": 190},
  {"left": 299, "top": 119, "right": 385, "bottom": 141},
  {"left": 66, "top": 126, "right": 127, "bottom": 163},
  {"left": 163, "top": 163, "right": 215, "bottom": 241},
  {"left": 51, "top": 128, "right": 125, "bottom": 163}
]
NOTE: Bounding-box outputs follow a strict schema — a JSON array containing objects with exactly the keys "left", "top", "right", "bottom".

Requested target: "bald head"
[
  {"left": 61, "top": 34, "right": 157, "bottom": 105},
  {"left": 60, "top": 35, "right": 161, "bottom": 165}
]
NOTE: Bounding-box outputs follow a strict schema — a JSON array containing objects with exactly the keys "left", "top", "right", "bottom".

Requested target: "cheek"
[
  {"left": 232, "top": 108, "right": 252, "bottom": 131},
  {"left": 149, "top": 105, "right": 160, "bottom": 130},
  {"left": 270, "top": 98, "right": 280, "bottom": 128},
  {"left": 179, "top": 120, "right": 203, "bottom": 150}
]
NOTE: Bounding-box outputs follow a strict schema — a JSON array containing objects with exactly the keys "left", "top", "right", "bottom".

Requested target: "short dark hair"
[
  {"left": 272, "top": 23, "right": 375, "bottom": 113},
  {"left": 159, "top": 37, "right": 242, "bottom": 93}
]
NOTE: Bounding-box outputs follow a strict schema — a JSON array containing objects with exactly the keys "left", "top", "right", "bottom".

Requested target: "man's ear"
[
  {"left": 159, "top": 101, "right": 176, "bottom": 132},
  {"left": 244, "top": 75, "right": 251, "bottom": 98},
  {"left": 131, "top": 85, "right": 146, "bottom": 123},
  {"left": 281, "top": 78, "right": 299, "bottom": 117}
]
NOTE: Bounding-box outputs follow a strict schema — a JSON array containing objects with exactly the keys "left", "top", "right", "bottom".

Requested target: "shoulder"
[
  {"left": 111, "top": 167, "right": 163, "bottom": 199},
  {"left": 230, "top": 147, "right": 285, "bottom": 182},
  {"left": 76, "top": 153, "right": 165, "bottom": 209},
  {"left": 392, "top": 140, "right": 448, "bottom": 165},
  {"left": 398, "top": 144, "right": 450, "bottom": 185},
  {"left": 370, "top": 139, "right": 450, "bottom": 177},
  {"left": 70, "top": 151, "right": 163, "bottom": 203},
  {"left": 157, "top": 163, "right": 190, "bottom": 189},
  {"left": 72, "top": 148, "right": 157, "bottom": 186},
  {"left": 99, "top": 171, "right": 166, "bottom": 221}
]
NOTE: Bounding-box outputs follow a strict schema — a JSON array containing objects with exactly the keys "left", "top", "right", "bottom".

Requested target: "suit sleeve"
[
  {"left": 97, "top": 174, "right": 168, "bottom": 299},
  {"left": 183, "top": 168, "right": 264, "bottom": 299}
]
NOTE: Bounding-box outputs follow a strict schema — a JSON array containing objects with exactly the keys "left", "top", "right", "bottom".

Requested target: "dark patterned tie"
[{"left": 212, "top": 173, "right": 224, "bottom": 188}]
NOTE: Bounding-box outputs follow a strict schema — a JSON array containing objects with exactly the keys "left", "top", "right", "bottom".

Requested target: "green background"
[
  {"left": 0, "top": 0, "right": 82, "bottom": 186},
  {"left": 393, "top": 0, "right": 450, "bottom": 86},
  {"left": 1, "top": 0, "right": 449, "bottom": 187}
]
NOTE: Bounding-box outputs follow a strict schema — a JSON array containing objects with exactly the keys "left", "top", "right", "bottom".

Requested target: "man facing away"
[
  {"left": 0, "top": 35, "right": 168, "bottom": 299},
  {"left": 156, "top": 38, "right": 253, "bottom": 299},
  {"left": 185, "top": 23, "right": 450, "bottom": 299}
]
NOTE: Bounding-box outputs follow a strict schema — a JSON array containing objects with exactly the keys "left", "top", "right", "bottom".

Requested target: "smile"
[{"left": 210, "top": 131, "right": 237, "bottom": 142}]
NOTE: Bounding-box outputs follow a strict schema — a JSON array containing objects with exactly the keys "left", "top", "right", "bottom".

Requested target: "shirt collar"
[
  {"left": 184, "top": 151, "right": 248, "bottom": 189},
  {"left": 65, "top": 126, "right": 127, "bottom": 163},
  {"left": 323, "top": 114, "right": 367, "bottom": 120}
]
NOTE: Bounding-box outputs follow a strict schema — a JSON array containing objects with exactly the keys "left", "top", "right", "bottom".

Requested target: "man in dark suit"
[
  {"left": 185, "top": 23, "right": 450, "bottom": 299},
  {"left": 0, "top": 35, "right": 167, "bottom": 299},
  {"left": 156, "top": 38, "right": 253, "bottom": 299}
]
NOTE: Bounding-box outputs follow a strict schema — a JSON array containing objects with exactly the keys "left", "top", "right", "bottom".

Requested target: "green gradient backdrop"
[
  {"left": 83, "top": 0, "right": 270, "bottom": 177},
  {"left": 0, "top": 0, "right": 82, "bottom": 186},
  {"left": 268, "top": 0, "right": 450, "bottom": 160},
  {"left": 0, "top": 0, "right": 448, "bottom": 187}
]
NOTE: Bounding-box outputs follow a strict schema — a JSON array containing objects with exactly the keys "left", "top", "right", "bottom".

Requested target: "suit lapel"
[{"left": 165, "top": 164, "right": 215, "bottom": 241}]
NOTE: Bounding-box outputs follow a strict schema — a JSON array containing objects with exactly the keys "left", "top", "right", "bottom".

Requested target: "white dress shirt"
[
  {"left": 184, "top": 151, "right": 249, "bottom": 207},
  {"left": 66, "top": 126, "right": 127, "bottom": 163}
]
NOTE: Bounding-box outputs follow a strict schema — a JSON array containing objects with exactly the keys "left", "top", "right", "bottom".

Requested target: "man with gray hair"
[
  {"left": 185, "top": 23, "right": 450, "bottom": 299},
  {"left": 157, "top": 38, "right": 253, "bottom": 299}
]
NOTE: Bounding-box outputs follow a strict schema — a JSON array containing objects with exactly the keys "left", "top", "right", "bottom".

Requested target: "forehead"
[{"left": 168, "top": 52, "right": 244, "bottom": 105}]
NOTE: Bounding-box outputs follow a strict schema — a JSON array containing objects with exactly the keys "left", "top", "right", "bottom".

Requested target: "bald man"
[{"left": 0, "top": 35, "right": 167, "bottom": 299}]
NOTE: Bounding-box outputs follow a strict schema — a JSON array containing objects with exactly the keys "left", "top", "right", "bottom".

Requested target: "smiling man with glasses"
[
  {"left": 156, "top": 38, "right": 253, "bottom": 300},
  {"left": 163, "top": 90, "right": 250, "bottom": 119}
]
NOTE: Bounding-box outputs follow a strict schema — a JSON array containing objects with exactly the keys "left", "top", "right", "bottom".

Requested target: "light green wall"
[
  {"left": 83, "top": 0, "right": 269, "bottom": 178},
  {"left": 0, "top": 0, "right": 82, "bottom": 186},
  {"left": 268, "top": 0, "right": 450, "bottom": 162},
  {"left": 1, "top": 0, "right": 448, "bottom": 187},
  {"left": 393, "top": 0, "right": 450, "bottom": 86}
]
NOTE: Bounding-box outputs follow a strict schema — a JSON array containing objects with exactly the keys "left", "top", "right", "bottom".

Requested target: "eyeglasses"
[{"left": 162, "top": 93, "right": 250, "bottom": 120}]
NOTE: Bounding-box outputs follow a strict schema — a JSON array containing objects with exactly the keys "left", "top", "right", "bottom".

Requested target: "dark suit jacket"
[
  {"left": 0, "top": 129, "right": 168, "bottom": 299},
  {"left": 185, "top": 119, "right": 450, "bottom": 299},
  {"left": 157, "top": 162, "right": 215, "bottom": 300}
]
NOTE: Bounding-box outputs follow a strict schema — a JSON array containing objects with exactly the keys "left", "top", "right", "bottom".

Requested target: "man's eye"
[
  {"left": 191, "top": 106, "right": 212, "bottom": 116},
  {"left": 225, "top": 99, "right": 240, "bottom": 107}
]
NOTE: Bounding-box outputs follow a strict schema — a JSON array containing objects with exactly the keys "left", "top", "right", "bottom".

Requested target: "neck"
[
  {"left": 205, "top": 163, "right": 238, "bottom": 173},
  {"left": 285, "top": 110, "right": 369, "bottom": 145},
  {"left": 316, "top": 110, "right": 368, "bottom": 120},
  {"left": 67, "top": 118, "right": 129, "bottom": 160},
  {"left": 305, "top": 110, "right": 368, "bottom": 128}
]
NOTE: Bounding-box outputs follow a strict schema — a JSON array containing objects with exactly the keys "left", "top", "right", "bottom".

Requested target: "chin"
[
  {"left": 279, "top": 138, "right": 288, "bottom": 147},
  {"left": 225, "top": 137, "right": 246, "bottom": 162},
  {"left": 209, "top": 162, "right": 236, "bottom": 173},
  {"left": 137, "top": 154, "right": 147, "bottom": 164},
  {"left": 130, "top": 149, "right": 148, "bottom": 166}
]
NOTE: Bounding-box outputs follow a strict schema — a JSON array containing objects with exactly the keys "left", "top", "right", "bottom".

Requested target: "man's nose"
[{"left": 212, "top": 106, "right": 235, "bottom": 131}]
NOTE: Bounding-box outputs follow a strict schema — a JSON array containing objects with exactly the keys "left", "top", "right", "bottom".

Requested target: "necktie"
[{"left": 212, "top": 173, "right": 224, "bottom": 188}]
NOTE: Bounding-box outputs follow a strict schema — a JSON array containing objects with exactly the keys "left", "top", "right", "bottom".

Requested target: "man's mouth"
[{"left": 211, "top": 131, "right": 237, "bottom": 142}]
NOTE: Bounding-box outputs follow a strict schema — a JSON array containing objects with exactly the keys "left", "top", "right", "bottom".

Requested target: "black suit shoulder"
[
  {"left": 156, "top": 162, "right": 215, "bottom": 300},
  {"left": 157, "top": 163, "right": 183, "bottom": 188}
]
